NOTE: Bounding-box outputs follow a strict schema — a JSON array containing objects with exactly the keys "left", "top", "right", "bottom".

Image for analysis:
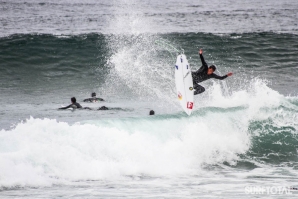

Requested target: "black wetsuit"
[
  {"left": 83, "top": 97, "right": 104, "bottom": 102},
  {"left": 98, "top": 106, "right": 109, "bottom": 110},
  {"left": 59, "top": 102, "right": 82, "bottom": 109},
  {"left": 192, "top": 54, "right": 228, "bottom": 95}
]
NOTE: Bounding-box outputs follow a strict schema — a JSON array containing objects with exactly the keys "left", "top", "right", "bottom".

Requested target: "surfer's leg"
[{"left": 194, "top": 84, "right": 205, "bottom": 95}]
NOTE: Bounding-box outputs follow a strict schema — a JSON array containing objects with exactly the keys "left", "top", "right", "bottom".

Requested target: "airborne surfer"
[{"left": 192, "top": 49, "right": 233, "bottom": 95}]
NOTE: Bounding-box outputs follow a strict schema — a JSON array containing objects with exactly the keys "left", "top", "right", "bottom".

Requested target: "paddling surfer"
[{"left": 83, "top": 92, "right": 104, "bottom": 102}]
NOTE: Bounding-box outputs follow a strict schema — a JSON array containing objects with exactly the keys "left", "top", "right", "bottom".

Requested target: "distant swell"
[{"left": 1, "top": 32, "right": 297, "bottom": 96}]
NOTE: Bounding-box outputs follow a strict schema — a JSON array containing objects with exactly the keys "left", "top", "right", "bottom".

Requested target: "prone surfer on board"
[
  {"left": 59, "top": 97, "right": 108, "bottom": 110},
  {"left": 192, "top": 49, "right": 233, "bottom": 95}
]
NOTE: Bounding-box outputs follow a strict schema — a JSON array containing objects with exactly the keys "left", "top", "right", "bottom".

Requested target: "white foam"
[
  {"left": 1, "top": 78, "right": 297, "bottom": 188},
  {"left": 0, "top": 109, "right": 251, "bottom": 188}
]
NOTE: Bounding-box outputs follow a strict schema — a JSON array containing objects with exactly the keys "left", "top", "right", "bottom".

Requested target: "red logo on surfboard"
[{"left": 187, "top": 102, "right": 193, "bottom": 109}]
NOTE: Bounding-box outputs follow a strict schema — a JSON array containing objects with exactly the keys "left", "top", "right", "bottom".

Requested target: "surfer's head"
[
  {"left": 71, "top": 97, "right": 76, "bottom": 104},
  {"left": 207, "top": 65, "right": 216, "bottom": 75},
  {"left": 149, "top": 110, "right": 155, "bottom": 115},
  {"left": 91, "top": 92, "right": 96, "bottom": 97}
]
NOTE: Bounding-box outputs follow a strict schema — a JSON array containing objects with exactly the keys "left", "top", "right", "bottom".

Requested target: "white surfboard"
[{"left": 175, "top": 54, "right": 194, "bottom": 115}]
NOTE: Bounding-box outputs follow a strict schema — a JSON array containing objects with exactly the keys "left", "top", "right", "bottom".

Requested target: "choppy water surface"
[{"left": 0, "top": 0, "right": 298, "bottom": 198}]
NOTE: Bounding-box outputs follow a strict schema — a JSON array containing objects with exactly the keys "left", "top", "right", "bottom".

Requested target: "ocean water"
[{"left": 0, "top": 0, "right": 298, "bottom": 198}]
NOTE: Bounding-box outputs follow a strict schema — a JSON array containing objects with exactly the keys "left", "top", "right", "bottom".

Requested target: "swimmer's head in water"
[
  {"left": 149, "top": 110, "right": 155, "bottom": 115},
  {"left": 71, "top": 97, "right": 76, "bottom": 103},
  {"left": 92, "top": 92, "right": 96, "bottom": 97}
]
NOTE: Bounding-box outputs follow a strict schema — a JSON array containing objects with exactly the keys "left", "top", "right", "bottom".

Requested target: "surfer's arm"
[
  {"left": 212, "top": 74, "right": 228, "bottom": 80},
  {"left": 59, "top": 104, "right": 71, "bottom": 109},
  {"left": 212, "top": 72, "right": 233, "bottom": 80},
  {"left": 200, "top": 54, "right": 208, "bottom": 69},
  {"left": 199, "top": 49, "right": 208, "bottom": 69}
]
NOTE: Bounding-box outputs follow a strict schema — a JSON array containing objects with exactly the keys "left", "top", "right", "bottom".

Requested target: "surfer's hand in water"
[
  {"left": 227, "top": 72, "right": 233, "bottom": 76},
  {"left": 199, "top": 49, "right": 203, "bottom": 55}
]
